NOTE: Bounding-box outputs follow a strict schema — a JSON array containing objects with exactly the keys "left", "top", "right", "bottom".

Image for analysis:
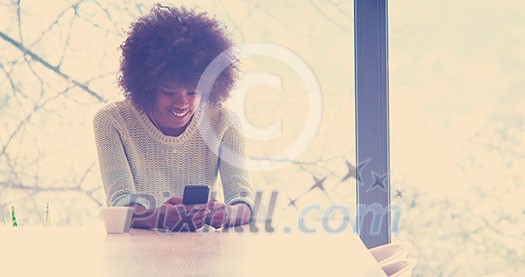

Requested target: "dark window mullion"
[{"left": 354, "top": 0, "right": 391, "bottom": 249}]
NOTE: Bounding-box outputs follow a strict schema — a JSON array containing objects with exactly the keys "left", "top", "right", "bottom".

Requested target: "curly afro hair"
[{"left": 118, "top": 4, "right": 238, "bottom": 111}]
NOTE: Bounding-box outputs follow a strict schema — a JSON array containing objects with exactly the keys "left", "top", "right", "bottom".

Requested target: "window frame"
[{"left": 354, "top": 0, "right": 391, "bottom": 248}]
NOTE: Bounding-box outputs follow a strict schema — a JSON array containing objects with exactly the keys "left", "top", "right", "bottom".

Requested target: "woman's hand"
[
  {"left": 161, "top": 197, "right": 208, "bottom": 231},
  {"left": 129, "top": 197, "right": 208, "bottom": 231},
  {"left": 204, "top": 200, "right": 230, "bottom": 228},
  {"left": 205, "top": 200, "right": 251, "bottom": 228}
]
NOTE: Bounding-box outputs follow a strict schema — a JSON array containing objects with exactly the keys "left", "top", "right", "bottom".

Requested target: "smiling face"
[{"left": 150, "top": 83, "right": 202, "bottom": 136}]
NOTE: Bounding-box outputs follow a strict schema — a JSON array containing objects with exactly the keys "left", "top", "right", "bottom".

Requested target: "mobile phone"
[{"left": 182, "top": 185, "right": 210, "bottom": 205}]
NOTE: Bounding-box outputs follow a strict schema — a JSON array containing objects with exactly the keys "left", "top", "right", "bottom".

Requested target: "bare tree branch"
[
  {"left": 0, "top": 85, "right": 70, "bottom": 158},
  {"left": 27, "top": 0, "right": 86, "bottom": 48},
  {"left": 0, "top": 31, "right": 107, "bottom": 103},
  {"left": 0, "top": 62, "right": 21, "bottom": 96},
  {"left": 77, "top": 160, "right": 96, "bottom": 189},
  {"left": 309, "top": 0, "right": 350, "bottom": 33}
]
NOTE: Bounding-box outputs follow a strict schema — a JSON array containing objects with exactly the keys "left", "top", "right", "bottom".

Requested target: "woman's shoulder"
[
  {"left": 93, "top": 99, "right": 134, "bottom": 125},
  {"left": 206, "top": 104, "right": 242, "bottom": 128}
]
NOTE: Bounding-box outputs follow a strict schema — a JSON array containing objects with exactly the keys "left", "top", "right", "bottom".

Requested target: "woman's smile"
[
  {"left": 169, "top": 108, "right": 190, "bottom": 118},
  {"left": 150, "top": 84, "right": 202, "bottom": 136}
]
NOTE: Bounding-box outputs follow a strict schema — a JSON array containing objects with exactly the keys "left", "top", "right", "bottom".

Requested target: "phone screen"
[{"left": 182, "top": 185, "right": 210, "bottom": 205}]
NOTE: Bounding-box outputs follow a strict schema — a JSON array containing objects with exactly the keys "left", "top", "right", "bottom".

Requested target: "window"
[
  {"left": 0, "top": 1, "right": 357, "bottom": 237},
  {"left": 390, "top": 1, "right": 525, "bottom": 275}
]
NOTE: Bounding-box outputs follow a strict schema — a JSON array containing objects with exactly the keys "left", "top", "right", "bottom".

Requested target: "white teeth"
[{"left": 170, "top": 109, "right": 189, "bottom": 117}]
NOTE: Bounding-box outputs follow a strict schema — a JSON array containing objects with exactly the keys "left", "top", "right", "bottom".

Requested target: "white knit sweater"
[{"left": 93, "top": 99, "right": 254, "bottom": 210}]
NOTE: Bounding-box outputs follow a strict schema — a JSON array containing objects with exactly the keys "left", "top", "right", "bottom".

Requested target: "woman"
[{"left": 93, "top": 4, "right": 254, "bottom": 231}]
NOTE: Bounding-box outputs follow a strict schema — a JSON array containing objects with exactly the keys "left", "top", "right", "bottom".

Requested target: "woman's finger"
[
  {"left": 190, "top": 211, "right": 207, "bottom": 221},
  {"left": 164, "top": 197, "right": 183, "bottom": 205},
  {"left": 209, "top": 218, "right": 224, "bottom": 229},
  {"left": 207, "top": 202, "right": 225, "bottom": 210}
]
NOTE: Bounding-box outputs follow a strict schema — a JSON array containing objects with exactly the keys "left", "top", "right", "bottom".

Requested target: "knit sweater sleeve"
[
  {"left": 219, "top": 111, "right": 256, "bottom": 215},
  {"left": 93, "top": 105, "right": 150, "bottom": 208}
]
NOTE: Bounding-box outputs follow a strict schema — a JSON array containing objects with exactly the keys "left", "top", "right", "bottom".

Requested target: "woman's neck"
[{"left": 148, "top": 111, "right": 192, "bottom": 137}]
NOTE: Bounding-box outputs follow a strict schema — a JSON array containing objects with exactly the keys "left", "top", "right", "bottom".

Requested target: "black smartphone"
[{"left": 182, "top": 185, "right": 210, "bottom": 205}]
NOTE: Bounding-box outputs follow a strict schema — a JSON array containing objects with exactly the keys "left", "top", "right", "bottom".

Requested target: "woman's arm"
[
  {"left": 217, "top": 112, "right": 256, "bottom": 225},
  {"left": 93, "top": 106, "right": 149, "bottom": 208},
  {"left": 206, "top": 201, "right": 251, "bottom": 228},
  {"left": 227, "top": 202, "right": 251, "bottom": 226},
  {"left": 127, "top": 204, "right": 158, "bottom": 229}
]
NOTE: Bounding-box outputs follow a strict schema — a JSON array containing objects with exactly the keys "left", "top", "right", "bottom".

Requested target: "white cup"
[{"left": 101, "top": 207, "right": 134, "bottom": 234}]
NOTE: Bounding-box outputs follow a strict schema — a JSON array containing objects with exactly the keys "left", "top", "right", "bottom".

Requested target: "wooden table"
[{"left": 0, "top": 224, "right": 386, "bottom": 276}]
